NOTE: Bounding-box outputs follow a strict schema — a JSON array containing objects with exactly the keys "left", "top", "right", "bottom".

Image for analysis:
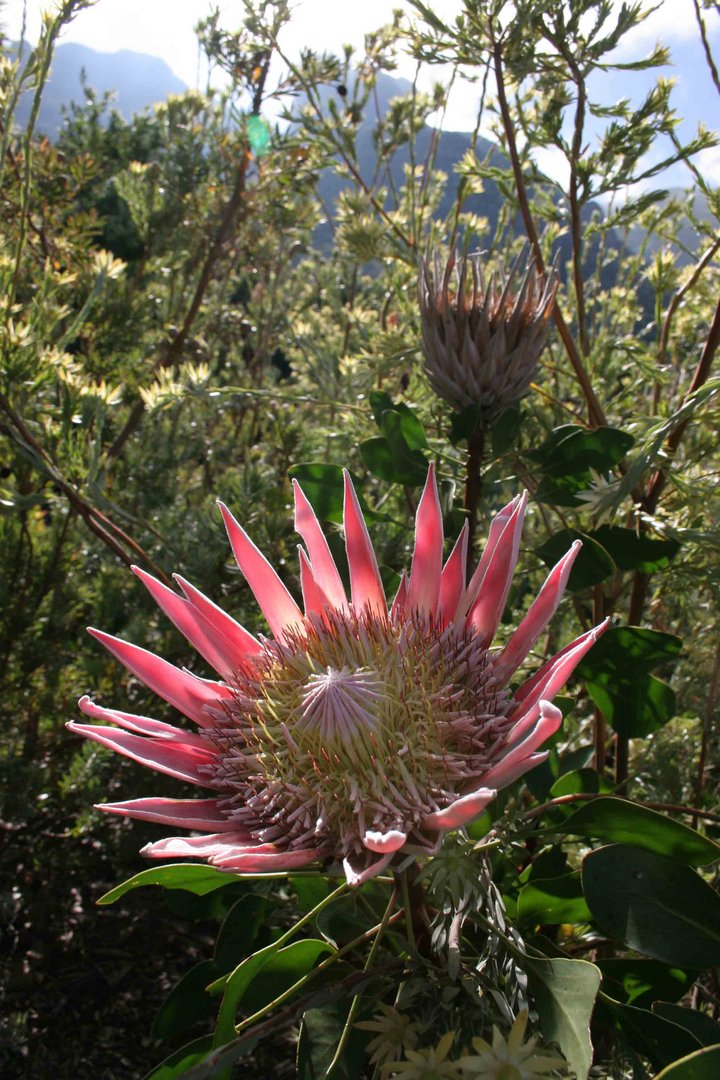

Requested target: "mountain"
[
  {"left": 11, "top": 41, "right": 186, "bottom": 135},
  {"left": 312, "top": 72, "right": 507, "bottom": 251},
  {"left": 624, "top": 189, "right": 714, "bottom": 267}
]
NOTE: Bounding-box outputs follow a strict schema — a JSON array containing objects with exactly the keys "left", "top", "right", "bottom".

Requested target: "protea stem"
[
  {"left": 465, "top": 425, "right": 486, "bottom": 573},
  {"left": 397, "top": 864, "right": 432, "bottom": 959}
]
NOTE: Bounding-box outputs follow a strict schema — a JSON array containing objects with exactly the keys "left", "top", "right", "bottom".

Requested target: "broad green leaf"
[
  {"left": 550, "top": 767, "right": 612, "bottom": 802},
  {"left": 582, "top": 845, "right": 720, "bottom": 966},
  {"left": 525, "top": 955, "right": 601, "bottom": 1079},
  {"left": 213, "top": 938, "right": 335, "bottom": 1047},
  {"left": 577, "top": 626, "right": 683, "bottom": 674},
  {"left": 369, "top": 390, "right": 395, "bottom": 427},
  {"left": 289, "top": 464, "right": 383, "bottom": 524},
  {"left": 589, "top": 526, "right": 680, "bottom": 573},
  {"left": 602, "top": 999, "right": 701, "bottom": 1070},
  {"left": 215, "top": 894, "right": 270, "bottom": 970},
  {"left": 152, "top": 960, "right": 218, "bottom": 1042},
  {"left": 577, "top": 629, "right": 681, "bottom": 737},
  {"left": 163, "top": 880, "right": 250, "bottom": 922},
  {"left": 288, "top": 464, "right": 343, "bottom": 523},
  {"left": 98, "top": 864, "right": 237, "bottom": 905},
  {"left": 449, "top": 403, "right": 482, "bottom": 444},
  {"left": 143, "top": 1034, "right": 214, "bottom": 1080},
  {"left": 491, "top": 403, "right": 522, "bottom": 455},
  {"left": 517, "top": 873, "right": 592, "bottom": 925},
  {"left": 291, "top": 876, "right": 334, "bottom": 913},
  {"left": 535, "top": 529, "right": 615, "bottom": 591},
  {"left": 653, "top": 1003, "right": 720, "bottom": 1048},
  {"left": 379, "top": 404, "right": 428, "bottom": 450},
  {"left": 585, "top": 672, "right": 676, "bottom": 737},
  {"left": 551, "top": 797, "right": 720, "bottom": 865},
  {"left": 359, "top": 435, "right": 427, "bottom": 486},
  {"left": 531, "top": 425, "right": 635, "bottom": 506},
  {"left": 654, "top": 1046, "right": 720, "bottom": 1079},
  {"left": 241, "top": 938, "right": 335, "bottom": 1013},
  {"left": 530, "top": 424, "right": 634, "bottom": 473},
  {"left": 598, "top": 959, "right": 696, "bottom": 1009},
  {"left": 297, "top": 1003, "right": 371, "bottom": 1079},
  {"left": 315, "top": 892, "right": 371, "bottom": 948}
]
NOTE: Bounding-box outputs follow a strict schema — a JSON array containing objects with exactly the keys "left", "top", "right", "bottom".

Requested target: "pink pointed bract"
[{"left": 69, "top": 465, "right": 606, "bottom": 886}]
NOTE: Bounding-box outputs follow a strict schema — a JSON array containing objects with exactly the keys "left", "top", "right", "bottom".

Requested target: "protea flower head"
[
  {"left": 69, "top": 466, "right": 605, "bottom": 887},
  {"left": 419, "top": 251, "right": 558, "bottom": 423}
]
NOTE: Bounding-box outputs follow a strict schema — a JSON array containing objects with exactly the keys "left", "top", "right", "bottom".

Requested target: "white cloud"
[
  {"left": 612, "top": 0, "right": 719, "bottom": 53},
  {"left": 695, "top": 144, "right": 720, "bottom": 186}
]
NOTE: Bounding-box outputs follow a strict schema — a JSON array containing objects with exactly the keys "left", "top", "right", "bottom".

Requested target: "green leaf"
[
  {"left": 585, "top": 671, "right": 676, "bottom": 737},
  {"left": 379, "top": 404, "right": 428, "bottom": 451},
  {"left": 215, "top": 894, "right": 270, "bottom": 971},
  {"left": 577, "top": 628, "right": 682, "bottom": 736},
  {"left": 241, "top": 938, "right": 335, "bottom": 1013},
  {"left": 534, "top": 529, "right": 615, "bottom": 591},
  {"left": 531, "top": 425, "right": 634, "bottom": 506},
  {"left": 654, "top": 1046, "right": 720, "bottom": 1079},
  {"left": 291, "top": 876, "right": 334, "bottom": 913},
  {"left": 582, "top": 845, "right": 720, "bottom": 966},
  {"left": 288, "top": 463, "right": 344, "bottom": 523},
  {"left": 152, "top": 960, "right": 218, "bottom": 1042},
  {"left": 652, "top": 1004, "right": 720, "bottom": 1048},
  {"left": 142, "top": 1034, "right": 215, "bottom": 1079},
  {"left": 297, "top": 1003, "right": 370, "bottom": 1079},
  {"left": 530, "top": 424, "right": 634, "bottom": 473},
  {"left": 213, "top": 938, "right": 335, "bottom": 1048},
  {"left": 162, "top": 880, "right": 250, "bottom": 922},
  {"left": 491, "top": 403, "right": 522, "bottom": 455},
  {"left": 359, "top": 435, "right": 427, "bottom": 486},
  {"left": 578, "top": 626, "right": 683, "bottom": 674},
  {"left": 588, "top": 526, "right": 680, "bottom": 573},
  {"left": 517, "top": 873, "right": 592, "bottom": 925},
  {"left": 315, "top": 892, "right": 370, "bottom": 949},
  {"left": 369, "top": 391, "right": 395, "bottom": 427},
  {"left": 525, "top": 954, "right": 601, "bottom": 1079},
  {"left": 598, "top": 959, "right": 696, "bottom": 1009},
  {"left": 449, "top": 403, "right": 482, "bottom": 445},
  {"left": 550, "top": 768, "right": 612, "bottom": 799},
  {"left": 369, "top": 393, "right": 428, "bottom": 449},
  {"left": 551, "top": 798, "right": 720, "bottom": 865},
  {"left": 289, "top": 464, "right": 381, "bottom": 524},
  {"left": 602, "top": 999, "right": 702, "bottom": 1070},
  {"left": 98, "top": 864, "right": 237, "bottom": 905}
]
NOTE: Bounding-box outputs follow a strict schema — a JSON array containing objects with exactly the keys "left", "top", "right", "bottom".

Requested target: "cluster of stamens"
[{"left": 204, "top": 609, "right": 511, "bottom": 860}]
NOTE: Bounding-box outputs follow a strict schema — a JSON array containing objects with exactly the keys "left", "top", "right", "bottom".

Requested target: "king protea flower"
[
  {"left": 69, "top": 466, "right": 604, "bottom": 887},
  {"left": 419, "top": 252, "right": 558, "bottom": 423}
]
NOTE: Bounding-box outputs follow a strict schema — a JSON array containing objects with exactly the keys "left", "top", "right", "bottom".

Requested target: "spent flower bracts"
[{"left": 69, "top": 465, "right": 605, "bottom": 886}]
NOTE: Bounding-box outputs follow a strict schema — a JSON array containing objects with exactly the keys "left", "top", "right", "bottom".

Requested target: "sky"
[{"left": 2, "top": 0, "right": 719, "bottom": 188}]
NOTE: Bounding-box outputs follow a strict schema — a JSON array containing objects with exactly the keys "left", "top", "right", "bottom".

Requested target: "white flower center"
[{"left": 298, "top": 665, "right": 382, "bottom": 745}]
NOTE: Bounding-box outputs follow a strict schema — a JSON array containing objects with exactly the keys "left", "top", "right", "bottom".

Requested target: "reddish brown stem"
[
  {"left": 492, "top": 41, "right": 605, "bottom": 428},
  {"left": 693, "top": 638, "right": 720, "bottom": 827},
  {"left": 645, "top": 291, "right": 720, "bottom": 516}
]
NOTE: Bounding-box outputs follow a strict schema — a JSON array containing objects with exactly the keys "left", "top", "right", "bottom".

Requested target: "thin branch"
[
  {"left": 645, "top": 289, "right": 720, "bottom": 514},
  {"left": 492, "top": 40, "right": 606, "bottom": 427},
  {"left": 694, "top": 0, "right": 720, "bottom": 97}
]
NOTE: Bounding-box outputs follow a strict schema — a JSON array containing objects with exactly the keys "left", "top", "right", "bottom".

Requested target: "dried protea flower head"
[
  {"left": 419, "top": 250, "right": 558, "bottom": 424},
  {"left": 69, "top": 466, "right": 605, "bottom": 887}
]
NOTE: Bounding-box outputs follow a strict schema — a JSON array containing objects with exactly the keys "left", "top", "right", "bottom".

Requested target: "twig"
[{"left": 491, "top": 39, "right": 606, "bottom": 428}]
